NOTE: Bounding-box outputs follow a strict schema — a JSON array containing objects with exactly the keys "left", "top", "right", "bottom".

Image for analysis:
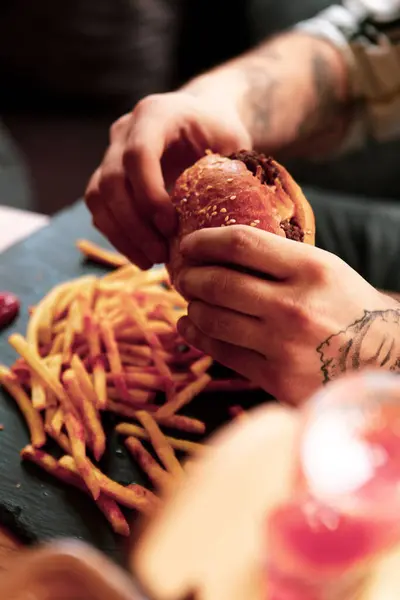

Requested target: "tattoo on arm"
[
  {"left": 241, "top": 48, "right": 283, "bottom": 141},
  {"left": 296, "top": 51, "right": 342, "bottom": 140},
  {"left": 239, "top": 40, "right": 352, "bottom": 154},
  {"left": 317, "top": 309, "right": 400, "bottom": 384}
]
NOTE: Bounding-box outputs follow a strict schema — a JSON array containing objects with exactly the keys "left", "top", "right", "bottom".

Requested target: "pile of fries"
[{"left": 0, "top": 240, "right": 255, "bottom": 537}]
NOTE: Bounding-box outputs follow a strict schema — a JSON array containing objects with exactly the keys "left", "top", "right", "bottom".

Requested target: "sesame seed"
[
  {"left": 227, "top": 178, "right": 233, "bottom": 182},
  {"left": 181, "top": 197, "right": 188, "bottom": 203},
  {"left": 230, "top": 195, "right": 237, "bottom": 200},
  {"left": 212, "top": 205, "right": 217, "bottom": 211},
  {"left": 220, "top": 207, "right": 227, "bottom": 213},
  {"left": 206, "top": 185, "right": 213, "bottom": 190},
  {"left": 254, "top": 219, "right": 260, "bottom": 224},
  {"left": 250, "top": 222, "right": 257, "bottom": 227},
  {"left": 229, "top": 219, "right": 237, "bottom": 224},
  {"left": 224, "top": 216, "right": 229, "bottom": 222},
  {"left": 211, "top": 211, "right": 218, "bottom": 217}
]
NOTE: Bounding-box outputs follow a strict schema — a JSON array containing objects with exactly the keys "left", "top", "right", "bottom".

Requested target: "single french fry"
[
  {"left": 76, "top": 239, "right": 129, "bottom": 268},
  {"left": 116, "top": 343, "right": 152, "bottom": 360},
  {"left": 119, "top": 353, "right": 152, "bottom": 367},
  {"left": 135, "top": 411, "right": 184, "bottom": 479},
  {"left": 116, "top": 422, "right": 205, "bottom": 455},
  {"left": 115, "top": 321, "right": 172, "bottom": 340},
  {"left": 27, "top": 283, "right": 68, "bottom": 349},
  {"left": 64, "top": 411, "right": 100, "bottom": 500},
  {"left": 50, "top": 406, "right": 64, "bottom": 435},
  {"left": 52, "top": 319, "right": 67, "bottom": 335},
  {"left": 63, "top": 370, "right": 106, "bottom": 462},
  {"left": 48, "top": 332, "right": 64, "bottom": 355},
  {"left": 71, "top": 355, "right": 98, "bottom": 407},
  {"left": 44, "top": 408, "right": 71, "bottom": 453},
  {"left": 21, "top": 446, "right": 129, "bottom": 536},
  {"left": 106, "top": 387, "right": 154, "bottom": 405},
  {"left": 99, "top": 319, "right": 129, "bottom": 402},
  {"left": 31, "top": 375, "right": 47, "bottom": 411},
  {"left": 0, "top": 367, "right": 45, "bottom": 448},
  {"left": 85, "top": 315, "right": 107, "bottom": 409},
  {"left": 156, "top": 373, "right": 211, "bottom": 418},
  {"left": 45, "top": 355, "right": 62, "bottom": 407},
  {"left": 190, "top": 355, "right": 213, "bottom": 377},
  {"left": 107, "top": 400, "right": 159, "bottom": 418},
  {"left": 62, "top": 301, "right": 77, "bottom": 362},
  {"left": 59, "top": 455, "right": 159, "bottom": 515},
  {"left": 8, "top": 334, "right": 79, "bottom": 418},
  {"left": 106, "top": 371, "right": 165, "bottom": 391},
  {"left": 155, "top": 414, "right": 206, "bottom": 435},
  {"left": 102, "top": 263, "right": 140, "bottom": 282},
  {"left": 125, "top": 437, "right": 173, "bottom": 492}
]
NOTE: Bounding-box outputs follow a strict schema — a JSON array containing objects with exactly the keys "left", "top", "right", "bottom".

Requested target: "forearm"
[{"left": 183, "top": 32, "right": 353, "bottom": 157}]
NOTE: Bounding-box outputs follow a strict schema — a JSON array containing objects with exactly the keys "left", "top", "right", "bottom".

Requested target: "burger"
[{"left": 168, "top": 150, "right": 315, "bottom": 281}]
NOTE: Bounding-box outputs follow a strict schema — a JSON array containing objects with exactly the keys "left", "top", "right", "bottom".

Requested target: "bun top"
[{"left": 168, "top": 151, "right": 315, "bottom": 282}]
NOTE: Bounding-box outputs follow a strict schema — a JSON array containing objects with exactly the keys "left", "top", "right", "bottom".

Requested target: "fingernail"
[{"left": 154, "top": 211, "right": 176, "bottom": 237}]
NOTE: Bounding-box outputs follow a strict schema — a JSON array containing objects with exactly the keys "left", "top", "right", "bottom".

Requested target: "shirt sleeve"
[{"left": 295, "top": 0, "right": 400, "bottom": 153}]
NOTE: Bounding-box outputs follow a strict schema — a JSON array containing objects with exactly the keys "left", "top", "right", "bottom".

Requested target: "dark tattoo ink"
[
  {"left": 297, "top": 51, "right": 342, "bottom": 140},
  {"left": 317, "top": 309, "right": 400, "bottom": 384},
  {"left": 241, "top": 48, "right": 282, "bottom": 139}
]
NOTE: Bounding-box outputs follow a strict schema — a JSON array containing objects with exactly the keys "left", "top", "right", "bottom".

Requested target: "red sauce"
[{"left": 0, "top": 292, "right": 20, "bottom": 330}]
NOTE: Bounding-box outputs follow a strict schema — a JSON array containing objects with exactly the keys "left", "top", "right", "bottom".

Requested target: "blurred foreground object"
[
  {"left": 134, "top": 372, "right": 400, "bottom": 600},
  {"left": 4, "top": 372, "right": 400, "bottom": 599}
]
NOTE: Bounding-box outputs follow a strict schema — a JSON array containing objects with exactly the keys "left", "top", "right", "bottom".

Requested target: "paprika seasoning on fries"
[{"left": 0, "top": 239, "right": 258, "bottom": 535}]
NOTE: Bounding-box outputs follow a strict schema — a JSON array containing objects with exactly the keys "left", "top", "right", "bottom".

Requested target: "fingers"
[
  {"left": 85, "top": 169, "right": 148, "bottom": 264},
  {"left": 177, "top": 316, "right": 268, "bottom": 386},
  {"left": 177, "top": 266, "right": 273, "bottom": 318},
  {"left": 180, "top": 225, "right": 320, "bottom": 280},
  {"left": 123, "top": 98, "right": 177, "bottom": 237},
  {"left": 187, "top": 301, "right": 264, "bottom": 354},
  {"left": 85, "top": 140, "right": 168, "bottom": 268}
]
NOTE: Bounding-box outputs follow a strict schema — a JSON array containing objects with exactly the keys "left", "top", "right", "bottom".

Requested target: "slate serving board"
[{"left": 0, "top": 201, "right": 268, "bottom": 565}]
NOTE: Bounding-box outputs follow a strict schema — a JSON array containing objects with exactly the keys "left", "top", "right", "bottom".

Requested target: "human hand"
[
  {"left": 175, "top": 225, "right": 400, "bottom": 405},
  {"left": 85, "top": 92, "right": 251, "bottom": 269}
]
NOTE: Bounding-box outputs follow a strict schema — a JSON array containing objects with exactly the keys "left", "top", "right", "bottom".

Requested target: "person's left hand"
[{"left": 175, "top": 225, "right": 400, "bottom": 405}]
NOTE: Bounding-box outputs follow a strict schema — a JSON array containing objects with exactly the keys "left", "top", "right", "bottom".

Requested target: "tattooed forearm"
[
  {"left": 317, "top": 309, "right": 400, "bottom": 384},
  {"left": 238, "top": 35, "right": 352, "bottom": 154},
  {"left": 183, "top": 32, "right": 352, "bottom": 155}
]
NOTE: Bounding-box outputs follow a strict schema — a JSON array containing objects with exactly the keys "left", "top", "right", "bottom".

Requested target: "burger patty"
[
  {"left": 229, "top": 150, "right": 279, "bottom": 185},
  {"left": 280, "top": 218, "right": 304, "bottom": 242},
  {"left": 229, "top": 150, "right": 304, "bottom": 242}
]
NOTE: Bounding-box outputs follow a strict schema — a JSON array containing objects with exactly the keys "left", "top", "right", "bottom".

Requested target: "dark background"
[{"left": 2, "top": 0, "right": 399, "bottom": 219}]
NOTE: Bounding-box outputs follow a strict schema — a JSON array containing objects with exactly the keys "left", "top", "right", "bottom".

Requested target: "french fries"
[{"left": 0, "top": 239, "right": 258, "bottom": 536}]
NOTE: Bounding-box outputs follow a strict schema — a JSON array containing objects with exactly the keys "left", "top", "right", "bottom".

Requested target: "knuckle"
[
  {"left": 109, "top": 114, "right": 129, "bottom": 141},
  {"left": 226, "top": 226, "right": 255, "bottom": 259},
  {"left": 99, "top": 167, "right": 122, "bottom": 197},
  {"left": 303, "top": 249, "right": 334, "bottom": 283},
  {"left": 132, "top": 94, "right": 160, "bottom": 118},
  {"left": 279, "top": 293, "right": 310, "bottom": 329}
]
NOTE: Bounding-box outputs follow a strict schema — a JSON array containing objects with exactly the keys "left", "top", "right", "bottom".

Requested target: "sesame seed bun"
[{"left": 168, "top": 151, "right": 315, "bottom": 282}]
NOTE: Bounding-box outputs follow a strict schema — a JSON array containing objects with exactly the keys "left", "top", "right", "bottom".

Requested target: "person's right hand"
[{"left": 85, "top": 91, "right": 251, "bottom": 269}]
